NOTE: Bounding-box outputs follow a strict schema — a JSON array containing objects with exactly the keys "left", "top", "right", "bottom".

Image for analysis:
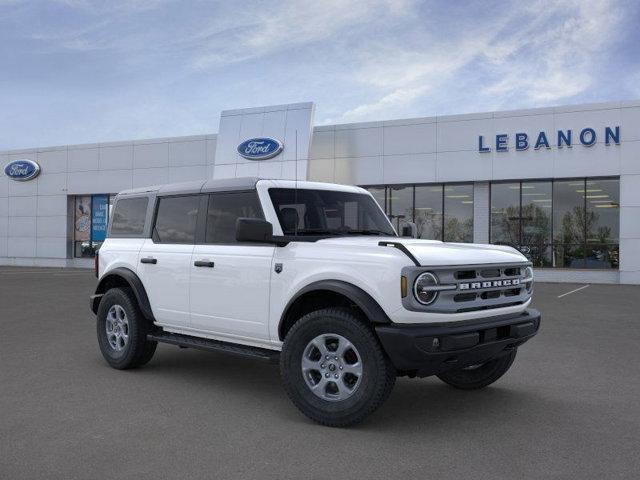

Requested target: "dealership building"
[{"left": 1, "top": 100, "right": 639, "bottom": 284}]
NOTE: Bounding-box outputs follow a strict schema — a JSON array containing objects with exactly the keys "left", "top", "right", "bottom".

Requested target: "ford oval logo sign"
[
  {"left": 4, "top": 159, "right": 41, "bottom": 181},
  {"left": 237, "top": 137, "right": 283, "bottom": 160}
]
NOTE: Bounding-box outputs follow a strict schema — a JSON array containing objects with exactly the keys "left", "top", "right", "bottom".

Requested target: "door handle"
[
  {"left": 140, "top": 257, "right": 157, "bottom": 264},
  {"left": 194, "top": 260, "right": 215, "bottom": 268}
]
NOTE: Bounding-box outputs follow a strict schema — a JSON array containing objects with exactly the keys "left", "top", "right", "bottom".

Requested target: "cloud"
[
  {"left": 334, "top": 0, "right": 626, "bottom": 122},
  {"left": 190, "top": 0, "right": 412, "bottom": 69}
]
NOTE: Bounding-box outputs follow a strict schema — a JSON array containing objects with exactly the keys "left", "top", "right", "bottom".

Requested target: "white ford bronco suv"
[{"left": 91, "top": 177, "right": 540, "bottom": 427}]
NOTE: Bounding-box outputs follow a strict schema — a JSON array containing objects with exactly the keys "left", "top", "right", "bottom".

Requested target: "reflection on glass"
[
  {"left": 553, "top": 180, "right": 586, "bottom": 268},
  {"left": 490, "top": 183, "right": 520, "bottom": 246},
  {"left": 585, "top": 179, "right": 619, "bottom": 244},
  {"left": 521, "top": 181, "right": 552, "bottom": 266},
  {"left": 444, "top": 184, "right": 473, "bottom": 242},
  {"left": 389, "top": 186, "right": 413, "bottom": 233},
  {"left": 414, "top": 185, "right": 442, "bottom": 240},
  {"left": 365, "top": 187, "right": 386, "bottom": 213}
]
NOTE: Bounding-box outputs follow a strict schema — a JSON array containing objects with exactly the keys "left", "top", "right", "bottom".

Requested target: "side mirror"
[
  {"left": 401, "top": 222, "right": 417, "bottom": 238},
  {"left": 236, "top": 218, "right": 274, "bottom": 243}
]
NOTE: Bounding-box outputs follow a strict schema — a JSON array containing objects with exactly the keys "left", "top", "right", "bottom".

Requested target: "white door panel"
[
  {"left": 138, "top": 239, "right": 194, "bottom": 327},
  {"left": 189, "top": 245, "right": 274, "bottom": 340}
]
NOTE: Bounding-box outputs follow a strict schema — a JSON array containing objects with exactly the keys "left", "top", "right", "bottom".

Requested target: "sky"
[{"left": 1, "top": 0, "right": 639, "bottom": 150}]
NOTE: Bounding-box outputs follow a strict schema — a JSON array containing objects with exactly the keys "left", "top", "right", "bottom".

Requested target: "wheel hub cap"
[
  {"left": 105, "top": 304, "right": 129, "bottom": 352},
  {"left": 301, "top": 333, "right": 363, "bottom": 401}
]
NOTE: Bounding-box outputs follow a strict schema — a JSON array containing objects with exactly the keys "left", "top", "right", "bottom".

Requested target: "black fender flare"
[
  {"left": 279, "top": 280, "right": 391, "bottom": 339},
  {"left": 91, "top": 267, "right": 155, "bottom": 321}
]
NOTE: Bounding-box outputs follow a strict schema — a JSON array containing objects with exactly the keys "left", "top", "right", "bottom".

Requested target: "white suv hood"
[{"left": 317, "top": 237, "right": 528, "bottom": 266}]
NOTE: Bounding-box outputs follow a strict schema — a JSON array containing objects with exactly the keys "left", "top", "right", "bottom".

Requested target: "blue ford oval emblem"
[
  {"left": 237, "top": 137, "right": 283, "bottom": 160},
  {"left": 4, "top": 159, "right": 41, "bottom": 181}
]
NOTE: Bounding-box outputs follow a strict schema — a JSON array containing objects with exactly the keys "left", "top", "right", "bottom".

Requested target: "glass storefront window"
[
  {"left": 444, "top": 184, "right": 473, "bottom": 243},
  {"left": 490, "top": 178, "right": 619, "bottom": 269},
  {"left": 74, "top": 194, "right": 115, "bottom": 258},
  {"left": 585, "top": 178, "right": 619, "bottom": 269},
  {"left": 388, "top": 185, "right": 413, "bottom": 233},
  {"left": 362, "top": 183, "right": 474, "bottom": 242},
  {"left": 490, "top": 182, "right": 520, "bottom": 246},
  {"left": 521, "top": 181, "right": 552, "bottom": 266},
  {"left": 414, "top": 185, "right": 442, "bottom": 240}
]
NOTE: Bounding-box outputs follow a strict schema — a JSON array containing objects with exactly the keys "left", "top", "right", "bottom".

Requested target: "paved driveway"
[{"left": 0, "top": 267, "right": 639, "bottom": 479}]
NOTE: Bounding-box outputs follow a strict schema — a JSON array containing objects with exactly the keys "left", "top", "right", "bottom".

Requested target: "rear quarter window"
[{"left": 110, "top": 197, "right": 149, "bottom": 236}]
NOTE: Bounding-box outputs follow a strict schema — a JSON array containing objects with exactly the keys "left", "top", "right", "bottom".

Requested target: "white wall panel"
[
  {"left": 36, "top": 237, "right": 67, "bottom": 258},
  {"left": 168, "top": 165, "right": 207, "bottom": 183},
  {"left": 97, "top": 169, "right": 133, "bottom": 193},
  {"left": 383, "top": 153, "right": 436, "bottom": 184},
  {"left": 37, "top": 216, "right": 67, "bottom": 237},
  {"left": 67, "top": 170, "right": 102, "bottom": 194},
  {"left": 169, "top": 140, "right": 207, "bottom": 167},
  {"left": 99, "top": 144, "right": 133, "bottom": 170},
  {"left": 308, "top": 159, "right": 334, "bottom": 183},
  {"left": 335, "top": 127, "right": 382, "bottom": 158},
  {"left": 133, "top": 142, "right": 169, "bottom": 169},
  {"left": 68, "top": 147, "right": 99, "bottom": 171},
  {"left": 36, "top": 149, "right": 67, "bottom": 173},
  {"left": 0, "top": 198, "right": 6, "bottom": 217},
  {"left": 8, "top": 196, "right": 37, "bottom": 217},
  {"left": 437, "top": 151, "right": 492, "bottom": 182},
  {"left": 37, "top": 195, "right": 67, "bottom": 217},
  {"left": 132, "top": 167, "right": 169, "bottom": 188},
  {"left": 620, "top": 106, "right": 640, "bottom": 142},
  {"left": 335, "top": 156, "right": 383, "bottom": 185},
  {"left": 309, "top": 130, "right": 334, "bottom": 159},
  {"left": 620, "top": 140, "right": 640, "bottom": 175},
  {"left": 8, "top": 178, "right": 37, "bottom": 196},
  {"left": 8, "top": 217, "right": 36, "bottom": 237},
  {"left": 438, "top": 118, "right": 493, "bottom": 152},
  {"left": 37, "top": 173, "right": 67, "bottom": 195},
  {"left": 383, "top": 123, "right": 436, "bottom": 155},
  {"left": 8, "top": 237, "right": 36, "bottom": 257}
]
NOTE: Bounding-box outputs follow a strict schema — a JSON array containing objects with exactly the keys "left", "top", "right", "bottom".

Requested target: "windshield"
[{"left": 268, "top": 188, "right": 396, "bottom": 237}]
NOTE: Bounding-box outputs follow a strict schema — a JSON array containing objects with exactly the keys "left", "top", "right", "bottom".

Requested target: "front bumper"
[{"left": 375, "top": 308, "right": 541, "bottom": 377}]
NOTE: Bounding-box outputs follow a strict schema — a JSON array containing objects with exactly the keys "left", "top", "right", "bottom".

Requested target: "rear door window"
[
  {"left": 153, "top": 195, "right": 200, "bottom": 244},
  {"left": 110, "top": 197, "right": 148, "bottom": 236}
]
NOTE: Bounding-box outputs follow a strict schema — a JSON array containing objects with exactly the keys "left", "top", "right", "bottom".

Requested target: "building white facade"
[{"left": 1, "top": 100, "right": 639, "bottom": 284}]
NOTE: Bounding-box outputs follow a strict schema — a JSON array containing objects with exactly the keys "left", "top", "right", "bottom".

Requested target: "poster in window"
[
  {"left": 91, "top": 195, "right": 109, "bottom": 242},
  {"left": 75, "top": 196, "right": 91, "bottom": 241}
]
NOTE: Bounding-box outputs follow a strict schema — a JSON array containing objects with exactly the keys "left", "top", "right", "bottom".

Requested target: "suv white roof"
[{"left": 116, "top": 177, "right": 367, "bottom": 197}]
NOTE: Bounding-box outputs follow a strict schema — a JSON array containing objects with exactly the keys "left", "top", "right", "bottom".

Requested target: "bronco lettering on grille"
[{"left": 458, "top": 278, "right": 520, "bottom": 290}]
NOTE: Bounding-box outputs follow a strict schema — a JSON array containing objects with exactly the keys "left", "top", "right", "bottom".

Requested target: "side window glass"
[
  {"left": 205, "top": 192, "right": 263, "bottom": 244},
  {"left": 110, "top": 197, "right": 148, "bottom": 236},
  {"left": 153, "top": 195, "right": 200, "bottom": 244}
]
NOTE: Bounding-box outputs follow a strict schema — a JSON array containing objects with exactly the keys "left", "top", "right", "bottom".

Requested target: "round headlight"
[
  {"left": 524, "top": 266, "right": 534, "bottom": 293},
  {"left": 414, "top": 272, "right": 439, "bottom": 305}
]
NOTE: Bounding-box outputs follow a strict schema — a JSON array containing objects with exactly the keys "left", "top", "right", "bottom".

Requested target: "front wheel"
[
  {"left": 436, "top": 349, "right": 517, "bottom": 390},
  {"left": 280, "top": 308, "right": 396, "bottom": 427}
]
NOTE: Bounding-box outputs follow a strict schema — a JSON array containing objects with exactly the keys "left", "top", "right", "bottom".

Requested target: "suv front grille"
[{"left": 405, "top": 263, "right": 532, "bottom": 314}]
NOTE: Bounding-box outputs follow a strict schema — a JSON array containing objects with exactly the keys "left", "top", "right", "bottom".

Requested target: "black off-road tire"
[
  {"left": 96, "top": 287, "right": 157, "bottom": 370},
  {"left": 280, "top": 308, "right": 396, "bottom": 427},
  {"left": 436, "top": 349, "right": 517, "bottom": 390}
]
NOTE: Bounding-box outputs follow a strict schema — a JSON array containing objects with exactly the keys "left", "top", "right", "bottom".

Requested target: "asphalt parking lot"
[{"left": 1, "top": 268, "right": 639, "bottom": 479}]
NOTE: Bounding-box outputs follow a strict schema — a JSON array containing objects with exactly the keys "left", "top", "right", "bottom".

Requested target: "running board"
[{"left": 147, "top": 331, "right": 280, "bottom": 364}]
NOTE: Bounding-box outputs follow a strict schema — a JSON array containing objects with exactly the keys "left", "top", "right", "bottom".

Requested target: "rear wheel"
[
  {"left": 280, "top": 308, "right": 396, "bottom": 427},
  {"left": 436, "top": 349, "right": 517, "bottom": 390},
  {"left": 97, "top": 287, "right": 157, "bottom": 370}
]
